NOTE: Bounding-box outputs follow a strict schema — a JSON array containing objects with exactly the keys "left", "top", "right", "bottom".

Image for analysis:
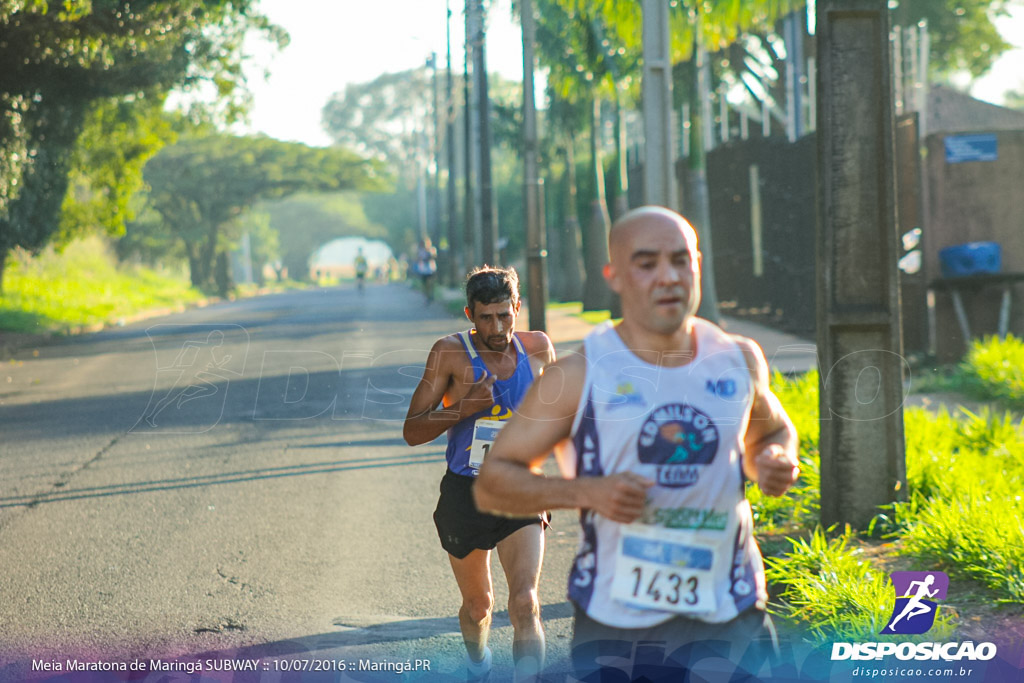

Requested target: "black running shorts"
[
  {"left": 571, "top": 605, "right": 779, "bottom": 680},
  {"left": 433, "top": 469, "right": 546, "bottom": 559}
]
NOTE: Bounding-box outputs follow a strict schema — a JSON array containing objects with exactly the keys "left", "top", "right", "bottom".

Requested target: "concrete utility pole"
[
  {"left": 445, "top": 0, "right": 461, "bottom": 284},
  {"left": 816, "top": 0, "right": 907, "bottom": 529},
  {"left": 641, "top": 0, "right": 676, "bottom": 209},
  {"left": 464, "top": 0, "right": 480, "bottom": 266},
  {"left": 473, "top": 0, "right": 498, "bottom": 265},
  {"left": 520, "top": 0, "right": 546, "bottom": 332},
  {"left": 417, "top": 127, "right": 429, "bottom": 241},
  {"left": 429, "top": 53, "right": 443, "bottom": 252}
]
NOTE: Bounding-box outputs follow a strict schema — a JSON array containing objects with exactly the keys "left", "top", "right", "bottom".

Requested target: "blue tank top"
[{"left": 445, "top": 330, "right": 534, "bottom": 477}]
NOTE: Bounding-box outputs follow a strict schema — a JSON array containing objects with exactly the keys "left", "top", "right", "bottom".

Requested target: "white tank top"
[{"left": 559, "top": 319, "right": 767, "bottom": 628}]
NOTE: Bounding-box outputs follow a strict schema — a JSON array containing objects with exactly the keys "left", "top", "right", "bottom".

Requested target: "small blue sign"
[
  {"left": 945, "top": 134, "right": 998, "bottom": 164},
  {"left": 621, "top": 537, "right": 713, "bottom": 569},
  {"left": 474, "top": 424, "right": 502, "bottom": 441}
]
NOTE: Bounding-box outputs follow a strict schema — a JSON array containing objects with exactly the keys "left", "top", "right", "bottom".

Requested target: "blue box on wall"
[{"left": 938, "top": 242, "right": 1002, "bottom": 278}]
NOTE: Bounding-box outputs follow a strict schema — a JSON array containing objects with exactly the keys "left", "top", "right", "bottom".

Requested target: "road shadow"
[
  {"left": 326, "top": 602, "right": 574, "bottom": 647},
  {"left": 0, "top": 447, "right": 445, "bottom": 508},
  {"left": 2, "top": 285, "right": 458, "bottom": 363},
  {"left": 1, "top": 364, "right": 426, "bottom": 443}
]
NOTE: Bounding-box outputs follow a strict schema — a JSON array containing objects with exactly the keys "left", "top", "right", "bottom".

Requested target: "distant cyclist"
[{"left": 354, "top": 248, "right": 369, "bottom": 294}]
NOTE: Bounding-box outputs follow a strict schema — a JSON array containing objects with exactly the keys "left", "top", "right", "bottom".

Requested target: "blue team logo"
[
  {"left": 637, "top": 404, "right": 719, "bottom": 488},
  {"left": 706, "top": 378, "right": 737, "bottom": 398},
  {"left": 606, "top": 381, "right": 647, "bottom": 410},
  {"left": 881, "top": 571, "right": 949, "bottom": 635}
]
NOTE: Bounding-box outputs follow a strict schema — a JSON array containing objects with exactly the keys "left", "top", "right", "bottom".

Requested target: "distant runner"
[
  {"left": 354, "top": 247, "right": 368, "bottom": 293},
  {"left": 414, "top": 238, "right": 438, "bottom": 301}
]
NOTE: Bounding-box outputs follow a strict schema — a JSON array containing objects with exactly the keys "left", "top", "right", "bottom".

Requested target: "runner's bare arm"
[
  {"left": 474, "top": 353, "right": 654, "bottom": 523},
  {"left": 403, "top": 338, "right": 496, "bottom": 446},
  {"left": 520, "top": 330, "right": 556, "bottom": 375},
  {"left": 735, "top": 336, "right": 800, "bottom": 497}
]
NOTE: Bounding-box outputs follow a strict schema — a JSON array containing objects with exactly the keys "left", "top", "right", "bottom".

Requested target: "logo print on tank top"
[{"left": 637, "top": 403, "right": 720, "bottom": 487}]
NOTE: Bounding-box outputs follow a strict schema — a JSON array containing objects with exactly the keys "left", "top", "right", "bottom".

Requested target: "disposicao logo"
[
  {"left": 882, "top": 571, "right": 948, "bottom": 635},
  {"left": 831, "top": 571, "right": 998, "bottom": 662}
]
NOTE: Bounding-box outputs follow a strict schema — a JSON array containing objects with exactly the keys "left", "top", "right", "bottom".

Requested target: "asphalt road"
[{"left": 0, "top": 283, "right": 581, "bottom": 682}]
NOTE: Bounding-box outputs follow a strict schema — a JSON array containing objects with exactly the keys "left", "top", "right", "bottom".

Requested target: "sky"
[
  {"left": 238, "top": 1, "right": 1024, "bottom": 148},
  {"left": 963, "top": 4, "right": 1024, "bottom": 105},
  {"left": 238, "top": 0, "right": 524, "bottom": 147}
]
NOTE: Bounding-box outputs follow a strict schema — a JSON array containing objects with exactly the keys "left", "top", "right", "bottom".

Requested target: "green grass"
[
  {"left": 961, "top": 335, "right": 1024, "bottom": 408},
  {"left": 0, "top": 236, "right": 203, "bottom": 334},
  {"left": 545, "top": 300, "right": 584, "bottom": 311},
  {"left": 760, "top": 357, "right": 1024, "bottom": 643},
  {"left": 910, "top": 335, "right": 1024, "bottom": 409},
  {"left": 748, "top": 371, "right": 821, "bottom": 533},
  {"left": 579, "top": 309, "right": 616, "bottom": 325},
  {"left": 897, "top": 404, "right": 1024, "bottom": 603},
  {"left": 547, "top": 301, "right": 620, "bottom": 326},
  {"left": 765, "top": 528, "right": 955, "bottom": 643}
]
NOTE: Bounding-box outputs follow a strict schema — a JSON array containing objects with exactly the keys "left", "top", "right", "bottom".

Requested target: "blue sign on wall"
[{"left": 945, "top": 134, "right": 998, "bottom": 164}]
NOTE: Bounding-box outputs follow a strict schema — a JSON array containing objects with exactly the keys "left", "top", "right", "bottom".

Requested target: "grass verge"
[
  {"left": 0, "top": 237, "right": 203, "bottom": 334},
  {"left": 762, "top": 354, "right": 1024, "bottom": 644}
]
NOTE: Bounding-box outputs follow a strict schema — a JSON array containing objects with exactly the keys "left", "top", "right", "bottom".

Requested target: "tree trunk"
[
  {"left": 553, "top": 140, "right": 585, "bottom": 302},
  {"left": 214, "top": 250, "right": 234, "bottom": 298},
  {"left": 185, "top": 241, "right": 206, "bottom": 289},
  {"left": 612, "top": 85, "right": 630, "bottom": 220},
  {"left": 688, "top": 17, "right": 721, "bottom": 324},
  {"left": 583, "top": 96, "right": 612, "bottom": 312}
]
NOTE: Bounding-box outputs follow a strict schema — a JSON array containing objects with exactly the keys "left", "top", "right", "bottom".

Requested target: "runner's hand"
[
  {"left": 755, "top": 444, "right": 800, "bottom": 497},
  {"left": 458, "top": 373, "right": 497, "bottom": 418},
  {"left": 585, "top": 472, "right": 654, "bottom": 523}
]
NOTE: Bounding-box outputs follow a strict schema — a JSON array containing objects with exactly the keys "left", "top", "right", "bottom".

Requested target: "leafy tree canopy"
[
  {"left": 143, "top": 132, "right": 386, "bottom": 292},
  {"left": 321, "top": 68, "right": 432, "bottom": 184},
  {"left": 0, "top": 0, "right": 284, "bottom": 289},
  {"left": 895, "top": 0, "right": 1014, "bottom": 78},
  {"left": 257, "top": 192, "right": 388, "bottom": 282}
]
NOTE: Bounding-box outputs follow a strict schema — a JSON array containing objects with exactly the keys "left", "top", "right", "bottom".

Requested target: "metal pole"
[
  {"left": 719, "top": 85, "right": 729, "bottom": 143},
  {"left": 520, "top": 0, "right": 546, "bottom": 332},
  {"left": 784, "top": 9, "right": 805, "bottom": 141},
  {"left": 892, "top": 26, "right": 904, "bottom": 114}
]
